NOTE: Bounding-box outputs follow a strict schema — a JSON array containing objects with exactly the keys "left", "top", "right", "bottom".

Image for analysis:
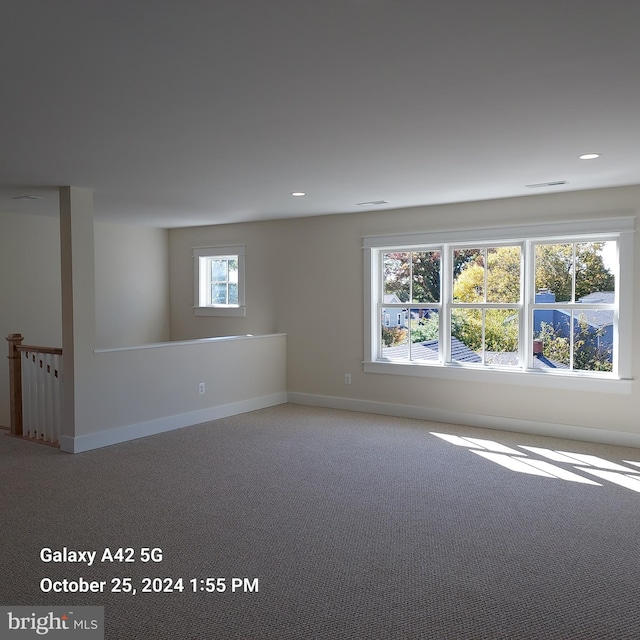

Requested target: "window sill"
[
  {"left": 363, "top": 360, "right": 632, "bottom": 394},
  {"left": 194, "top": 306, "right": 246, "bottom": 317}
]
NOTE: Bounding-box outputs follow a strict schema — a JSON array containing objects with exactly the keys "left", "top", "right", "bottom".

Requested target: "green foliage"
[
  {"left": 484, "top": 310, "right": 519, "bottom": 352},
  {"left": 453, "top": 262, "right": 484, "bottom": 303},
  {"left": 382, "top": 326, "right": 407, "bottom": 347},
  {"left": 573, "top": 316, "right": 613, "bottom": 372},
  {"left": 410, "top": 252, "right": 441, "bottom": 303},
  {"left": 383, "top": 249, "right": 479, "bottom": 304},
  {"left": 453, "top": 246, "right": 521, "bottom": 303},
  {"left": 383, "top": 251, "right": 443, "bottom": 303},
  {"left": 536, "top": 322, "right": 569, "bottom": 365},
  {"left": 535, "top": 243, "right": 614, "bottom": 301},
  {"left": 410, "top": 314, "right": 439, "bottom": 342},
  {"left": 452, "top": 249, "right": 482, "bottom": 277},
  {"left": 388, "top": 243, "right": 613, "bottom": 306},
  {"left": 451, "top": 309, "right": 482, "bottom": 351},
  {"left": 574, "top": 244, "right": 615, "bottom": 300},
  {"left": 383, "top": 315, "right": 439, "bottom": 347},
  {"left": 383, "top": 252, "right": 411, "bottom": 302},
  {"left": 451, "top": 308, "right": 518, "bottom": 353},
  {"left": 487, "top": 246, "right": 521, "bottom": 303},
  {"left": 536, "top": 319, "right": 613, "bottom": 371},
  {"left": 451, "top": 246, "right": 520, "bottom": 354}
]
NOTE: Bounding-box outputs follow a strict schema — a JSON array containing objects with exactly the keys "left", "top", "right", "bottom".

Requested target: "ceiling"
[{"left": 2, "top": 0, "right": 640, "bottom": 228}]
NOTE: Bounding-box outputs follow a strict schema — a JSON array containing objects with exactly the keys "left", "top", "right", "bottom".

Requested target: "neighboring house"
[
  {"left": 574, "top": 292, "right": 615, "bottom": 350},
  {"left": 382, "top": 296, "right": 432, "bottom": 329},
  {"left": 533, "top": 290, "right": 614, "bottom": 360},
  {"left": 381, "top": 295, "right": 409, "bottom": 328}
]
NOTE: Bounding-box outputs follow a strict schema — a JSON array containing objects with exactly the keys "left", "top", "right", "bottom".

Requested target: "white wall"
[
  {"left": 169, "top": 222, "right": 281, "bottom": 340},
  {"left": 64, "top": 333, "right": 287, "bottom": 451},
  {"left": 94, "top": 222, "right": 170, "bottom": 348},
  {"left": 0, "top": 211, "right": 62, "bottom": 428},
  {"left": 59, "top": 189, "right": 286, "bottom": 452},
  {"left": 0, "top": 200, "right": 286, "bottom": 447},
  {"left": 169, "top": 185, "right": 640, "bottom": 443}
]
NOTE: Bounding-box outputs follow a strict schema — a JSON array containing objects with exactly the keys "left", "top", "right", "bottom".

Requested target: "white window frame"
[
  {"left": 193, "top": 245, "right": 246, "bottom": 317},
  {"left": 363, "top": 217, "right": 634, "bottom": 393}
]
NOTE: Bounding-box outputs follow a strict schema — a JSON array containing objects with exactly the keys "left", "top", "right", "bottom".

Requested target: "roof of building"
[
  {"left": 579, "top": 291, "right": 615, "bottom": 304},
  {"left": 488, "top": 352, "right": 569, "bottom": 369},
  {"left": 575, "top": 310, "right": 614, "bottom": 329},
  {"left": 553, "top": 307, "right": 614, "bottom": 330},
  {"left": 382, "top": 337, "right": 478, "bottom": 362},
  {"left": 382, "top": 339, "right": 567, "bottom": 368},
  {"left": 575, "top": 292, "right": 615, "bottom": 329}
]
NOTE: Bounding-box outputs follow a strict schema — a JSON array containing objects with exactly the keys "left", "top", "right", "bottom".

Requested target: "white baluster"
[
  {"left": 17, "top": 347, "right": 63, "bottom": 444},
  {"left": 37, "top": 355, "right": 45, "bottom": 439},
  {"left": 20, "top": 352, "right": 27, "bottom": 437},
  {"left": 23, "top": 351, "right": 38, "bottom": 438},
  {"left": 52, "top": 354, "right": 62, "bottom": 444},
  {"left": 44, "top": 353, "right": 52, "bottom": 442}
]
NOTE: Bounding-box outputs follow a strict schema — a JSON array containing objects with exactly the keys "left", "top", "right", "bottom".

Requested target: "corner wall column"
[{"left": 59, "top": 187, "right": 96, "bottom": 451}]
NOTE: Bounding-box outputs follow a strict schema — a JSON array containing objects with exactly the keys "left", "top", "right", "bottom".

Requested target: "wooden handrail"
[{"left": 17, "top": 345, "right": 63, "bottom": 356}]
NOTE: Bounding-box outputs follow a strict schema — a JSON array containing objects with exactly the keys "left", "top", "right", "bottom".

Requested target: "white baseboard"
[
  {"left": 60, "top": 392, "right": 288, "bottom": 454},
  {"left": 287, "top": 392, "right": 640, "bottom": 449}
]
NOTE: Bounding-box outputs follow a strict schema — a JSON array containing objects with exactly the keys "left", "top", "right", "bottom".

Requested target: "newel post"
[{"left": 7, "top": 333, "right": 23, "bottom": 436}]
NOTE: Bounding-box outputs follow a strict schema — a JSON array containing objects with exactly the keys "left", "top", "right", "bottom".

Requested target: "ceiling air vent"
[
  {"left": 12, "top": 195, "right": 43, "bottom": 200},
  {"left": 356, "top": 200, "right": 389, "bottom": 206},
  {"left": 525, "top": 181, "right": 568, "bottom": 189}
]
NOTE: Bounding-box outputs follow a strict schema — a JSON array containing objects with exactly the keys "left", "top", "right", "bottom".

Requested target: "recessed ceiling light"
[
  {"left": 291, "top": 192, "right": 306, "bottom": 197},
  {"left": 579, "top": 153, "right": 601, "bottom": 160},
  {"left": 12, "top": 195, "right": 43, "bottom": 200}
]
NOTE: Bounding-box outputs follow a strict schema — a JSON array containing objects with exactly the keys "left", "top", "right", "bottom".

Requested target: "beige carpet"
[{"left": 2, "top": 404, "right": 640, "bottom": 639}]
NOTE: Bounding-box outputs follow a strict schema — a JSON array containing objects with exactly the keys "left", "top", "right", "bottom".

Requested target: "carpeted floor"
[{"left": 2, "top": 404, "right": 640, "bottom": 639}]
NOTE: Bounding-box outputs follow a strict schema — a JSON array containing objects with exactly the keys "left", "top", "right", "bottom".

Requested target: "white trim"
[
  {"left": 194, "top": 305, "right": 246, "bottom": 317},
  {"left": 59, "top": 392, "right": 287, "bottom": 453},
  {"left": 287, "top": 392, "right": 640, "bottom": 448},
  {"left": 193, "top": 244, "right": 246, "bottom": 316},
  {"left": 365, "top": 216, "right": 634, "bottom": 381},
  {"left": 94, "top": 333, "right": 286, "bottom": 354},
  {"left": 363, "top": 360, "right": 632, "bottom": 393},
  {"left": 617, "top": 231, "right": 634, "bottom": 379},
  {"left": 363, "top": 246, "right": 375, "bottom": 364},
  {"left": 192, "top": 244, "right": 246, "bottom": 257},
  {"left": 362, "top": 215, "right": 635, "bottom": 248}
]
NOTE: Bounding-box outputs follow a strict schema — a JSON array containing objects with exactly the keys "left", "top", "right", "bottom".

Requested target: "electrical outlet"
[
  {"left": 198, "top": 382, "right": 206, "bottom": 395},
  {"left": 344, "top": 373, "right": 351, "bottom": 385}
]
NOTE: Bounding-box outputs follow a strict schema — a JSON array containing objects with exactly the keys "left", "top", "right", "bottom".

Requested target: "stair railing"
[{"left": 6, "top": 334, "right": 63, "bottom": 446}]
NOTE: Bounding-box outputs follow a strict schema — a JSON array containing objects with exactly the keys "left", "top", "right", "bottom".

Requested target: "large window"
[
  {"left": 364, "top": 218, "right": 634, "bottom": 388},
  {"left": 193, "top": 245, "right": 245, "bottom": 316}
]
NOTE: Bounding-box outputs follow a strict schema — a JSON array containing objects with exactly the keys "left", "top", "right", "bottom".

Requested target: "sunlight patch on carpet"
[{"left": 431, "top": 432, "right": 640, "bottom": 492}]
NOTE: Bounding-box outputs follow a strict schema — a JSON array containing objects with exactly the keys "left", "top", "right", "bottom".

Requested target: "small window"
[{"left": 193, "top": 245, "right": 245, "bottom": 317}]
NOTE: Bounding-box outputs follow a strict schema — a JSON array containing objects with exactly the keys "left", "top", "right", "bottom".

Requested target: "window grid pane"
[
  {"left": 205, "top": 255, "right": 240, "bottom": 306},
  {"left": 532, "top": 240, "right": 615, "bottom": 372},
  {"left": 380, "top": 306, "right": 441, "bottom": 361}
]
